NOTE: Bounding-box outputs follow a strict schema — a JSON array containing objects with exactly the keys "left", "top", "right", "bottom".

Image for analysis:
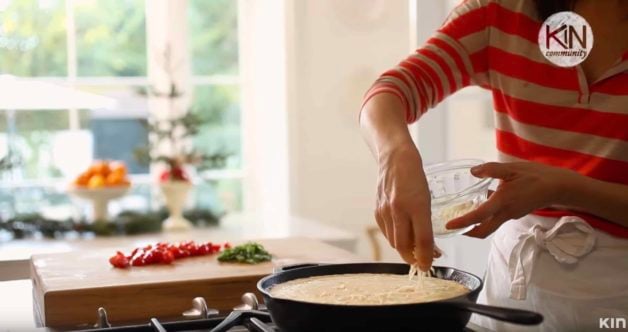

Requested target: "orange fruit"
[
  {"left": 90, "top": 161, "right": 111, "bottom": 177},
  {"left": 109, "top": 161, "right": 127, "bottom": 177},
  {"left": 87, "top": 174, "right": 106, "bottom": 188},
  {"left": 74, "top": 171, "right": 91, "bottom": 187},
  {"left": 105, "top": 172, "right": 124, "bottom": 186}
]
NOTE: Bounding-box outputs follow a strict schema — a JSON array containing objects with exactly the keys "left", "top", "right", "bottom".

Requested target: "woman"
[{"left": 359, "top": 0, "right": 628, "bottom": 330}]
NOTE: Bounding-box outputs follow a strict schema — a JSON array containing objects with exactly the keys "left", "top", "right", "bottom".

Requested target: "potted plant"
[
  {"left": 135, "top": 112, "right": 228, "bottom": 230},
  {"left": 157, "top": 156, "right": 192, "bottom": 231},
  {"left": 134, "top": 46, "right": 229, "bottom": 231}
]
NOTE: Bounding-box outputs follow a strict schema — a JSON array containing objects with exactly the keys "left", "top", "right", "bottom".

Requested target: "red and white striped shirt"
[{"left": 364, "top": 0, "right": 628, "bottom": 238}]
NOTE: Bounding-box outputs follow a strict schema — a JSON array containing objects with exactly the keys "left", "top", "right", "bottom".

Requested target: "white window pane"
[
  {"left": 78, "top": 85, "right": 149, "bottom": 174},
  {"left": 51, "top": 130, "right": 93, "bottom": 177},
  {"left": 194, "top": 178, "right": 242, "bottom": 212},
  {"left": 1, "top": 110, "right": 74, "bottom": 179},
  {"left": 74, "top": 0, "right": 146, "bottom": 76},
  {"left": 188, "top": 0, "right": 239, "bottom": 75},
  {"left": 191, "top": 85, "right": 241, "bottom": 170},
  {"left": 0, "top": 0, "right": 67, "bottom": 76},
  {"left": 0, "top": 185, "right": 74, "bottom": 218}
]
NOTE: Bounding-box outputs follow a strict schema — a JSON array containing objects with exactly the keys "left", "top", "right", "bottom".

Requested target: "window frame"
[
  {"left": 2, "top": 0, "right": 243, "bottom": 185},
  {"left": 1, "top": 0, "right": 245, "bottom": 208}
]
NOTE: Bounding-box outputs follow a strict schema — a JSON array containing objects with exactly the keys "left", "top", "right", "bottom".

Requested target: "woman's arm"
[
  {"left": 360, "top": 94, "right": 412, "bottom": 159},
  {"left": 360, "top": 0, "right": 492, "bottom": 268},
  {"left": 445, "top": 162, "right": 628, "bottom": 238},
  {"left": 360, "top": 93, "right": 434, "bottom": 270}
]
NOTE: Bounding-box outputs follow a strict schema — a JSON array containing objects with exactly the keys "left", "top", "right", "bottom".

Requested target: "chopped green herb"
[{"left": 217, "top": 242, "right": 272, "bottom": 264}]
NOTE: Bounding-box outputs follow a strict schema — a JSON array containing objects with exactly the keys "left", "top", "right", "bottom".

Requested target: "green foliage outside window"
[
  {"left": 74, "top": 0, "right": 146, "bottom": 76},
  {"left": 192, "top": 85, "right": 241, "bottom": 169},
  {"left": 189, "top": 0, "right": 239, "bottom": 75},
  {"left": 0, "top": 0, "right": 67, "bottom": 76}
]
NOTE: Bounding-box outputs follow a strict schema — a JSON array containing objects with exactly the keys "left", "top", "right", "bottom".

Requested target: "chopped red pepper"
[
  {"left": 109, "top": 251, "right": 130, "bottom": 268},
  {"left": 131, "top": 255, "right": 146, "bottom": 266},
  {"left": 161, "top": 250, "right": 175, "bottom": 264},
  {"left": 109, "top": 240, "right": 227, "bottom": 269}
]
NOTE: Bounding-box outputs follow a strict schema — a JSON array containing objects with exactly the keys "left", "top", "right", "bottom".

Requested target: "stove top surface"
[
  {"left": 74, "top": 314, "right": 487, "bottom": 332},
  {"left": 49, "top": 293, "right": 491, "bottom": 332}
]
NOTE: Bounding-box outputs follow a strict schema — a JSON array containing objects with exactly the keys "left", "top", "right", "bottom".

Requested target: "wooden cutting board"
[{"left": 31, "top": 237, "right": 362, "bottom": 328}]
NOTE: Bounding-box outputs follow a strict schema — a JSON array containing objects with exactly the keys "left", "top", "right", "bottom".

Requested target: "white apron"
[{"left": 471, "top": 214, "right": 628, "bottom": 331}]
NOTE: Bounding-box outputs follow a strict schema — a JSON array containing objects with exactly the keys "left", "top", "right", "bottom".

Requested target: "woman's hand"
[
  {"left": 376, "top": 142, "right": 435, "bottom": 270},
  {"left": 360, "top": 93, "right": 438, "bottom": 270},
  {"left": 446, "top": 162, "right": 579, "bottom": 238}
]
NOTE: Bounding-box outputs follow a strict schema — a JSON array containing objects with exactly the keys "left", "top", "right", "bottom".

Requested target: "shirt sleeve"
[{"left": 362, "top": 0, "right": 492, "bottom": 123}]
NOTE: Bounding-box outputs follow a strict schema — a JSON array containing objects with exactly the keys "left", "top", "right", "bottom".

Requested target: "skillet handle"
[
  {"left": 274, "top": 263, "right": 323, "bottom": 273},
  {"left": 449, "top": 301, "right": 543, "bottom": 325}
]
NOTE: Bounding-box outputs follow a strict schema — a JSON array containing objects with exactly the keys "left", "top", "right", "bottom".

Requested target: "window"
[
  {"left": 0, "top": 0, "right": 68, "bottom": 77},
  {"left": 0, "top": 0, "right": 242, "bottom": 216},
  {"left": 188, "top": 0, "right": 243, "bottom": 211},
  {"left": 75, "top": 0, "right": 147, "bottom": 77}
]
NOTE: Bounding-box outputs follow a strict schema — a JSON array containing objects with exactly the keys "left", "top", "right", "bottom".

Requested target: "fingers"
[
  {"left": 379, "top": 204, "right": 440, "bottom": 268},
  {"left": 433, "top": 244, "right": 443, "bottom": 259},
  {"left": 464, "top": 212, "right": 510, "bottom": 238},
  {"left": 471, "top": 162, "right": 515, "bottom": 180},
  {"left": 392, "top": 209, "right": 413, "bottom": 251},
  {"left": 399, "top": 241, "right": 441, "bottom": 264},
  {"left": 392, "top": 209, "right": 416, "bottom": 265},
  {"left": 445, "top": 197, "right": 500, "bottom": 230},
  {"left": 399, "top": 248, "right": 440, "bottom": 264},
  {"left": 397, "top": 248, "right": 416, "bottom": 265},
  {"left": 378, "top": 205, "right": 424, "bottom": 265},
  {"left": 409, "top": 208, "right": 434, "bottom": 272},
  {"left": 380, "top": 204, "right": 395, "bottom": 248},
  {"left": 374, "top": 209, "right": 386, "bottom": 237}
]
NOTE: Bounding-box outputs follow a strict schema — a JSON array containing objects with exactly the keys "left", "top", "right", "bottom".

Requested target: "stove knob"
[
  {"left": 183, "top": 297, "right": 219, "bottom": 319},
  {"left": 94, "top": 307, "right": 111, "bottom": 328},
  {"left": 234, "top": 292, "right": 266, "bottom": 311}
]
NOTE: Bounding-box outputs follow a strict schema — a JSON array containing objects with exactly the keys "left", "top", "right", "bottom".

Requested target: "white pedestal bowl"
[
  {"left": 68, "top": 186, "right": 130, "bottom": 221},
  {"left": 159, "top": 181, "right": 193, "bottom": 231}
]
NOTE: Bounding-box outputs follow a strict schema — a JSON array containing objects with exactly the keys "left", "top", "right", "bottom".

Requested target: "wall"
[
  {"left": 285, "top": 0, "right": 412, "bottom": 257},
  {"left": 239, "top": 0, "right": 291, "bottom": 224},
  {"left": 240, "top": 0, "right": 494, "bottom": 275}
]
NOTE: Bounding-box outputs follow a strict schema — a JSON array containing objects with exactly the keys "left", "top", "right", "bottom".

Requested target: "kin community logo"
[
  {"left": 599, "top": 317, "right": 627, "bottom": 329},
  {"left": 538, "top": 11, "right": 594, "bottom": 67}
]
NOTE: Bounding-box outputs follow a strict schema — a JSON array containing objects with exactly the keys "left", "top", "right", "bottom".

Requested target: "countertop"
[
  {"left": 0, "top": 212, "right": 358, "bottom": 281},
  {"left": 0, "top": 212, "right": 358, "bottom": 329}
]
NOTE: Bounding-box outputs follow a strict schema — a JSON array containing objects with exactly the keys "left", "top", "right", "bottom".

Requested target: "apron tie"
[{"left": 508, "top": 216, "right": 596, "bottom": 300}]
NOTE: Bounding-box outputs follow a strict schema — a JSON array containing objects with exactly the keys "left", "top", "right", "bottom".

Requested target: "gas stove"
[
  {"left": 76, "top": 293, "right": 277, "bottom": 332},
  {"left": 72, "top": 293, "right": 489, "bottom": 332}
]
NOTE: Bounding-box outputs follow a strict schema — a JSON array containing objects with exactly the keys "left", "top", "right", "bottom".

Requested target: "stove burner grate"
[
  {"left": 78, "top": 310, "right": 275, "bottom": 332},
  {"left": 76, "top": 293, "right": 480, "bottom": 332},
  {"left": 77, "top": 293, "right": 275, "bottom": 332}
]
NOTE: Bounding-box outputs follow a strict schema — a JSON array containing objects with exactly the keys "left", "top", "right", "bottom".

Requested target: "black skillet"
[{"left": 257, "top": 263, "right": 543, "bottom": 332}]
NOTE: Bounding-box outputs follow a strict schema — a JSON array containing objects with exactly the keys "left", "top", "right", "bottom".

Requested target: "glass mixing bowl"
[{"left": 424, "top": 159, "right": 492, "bottom": 238}]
